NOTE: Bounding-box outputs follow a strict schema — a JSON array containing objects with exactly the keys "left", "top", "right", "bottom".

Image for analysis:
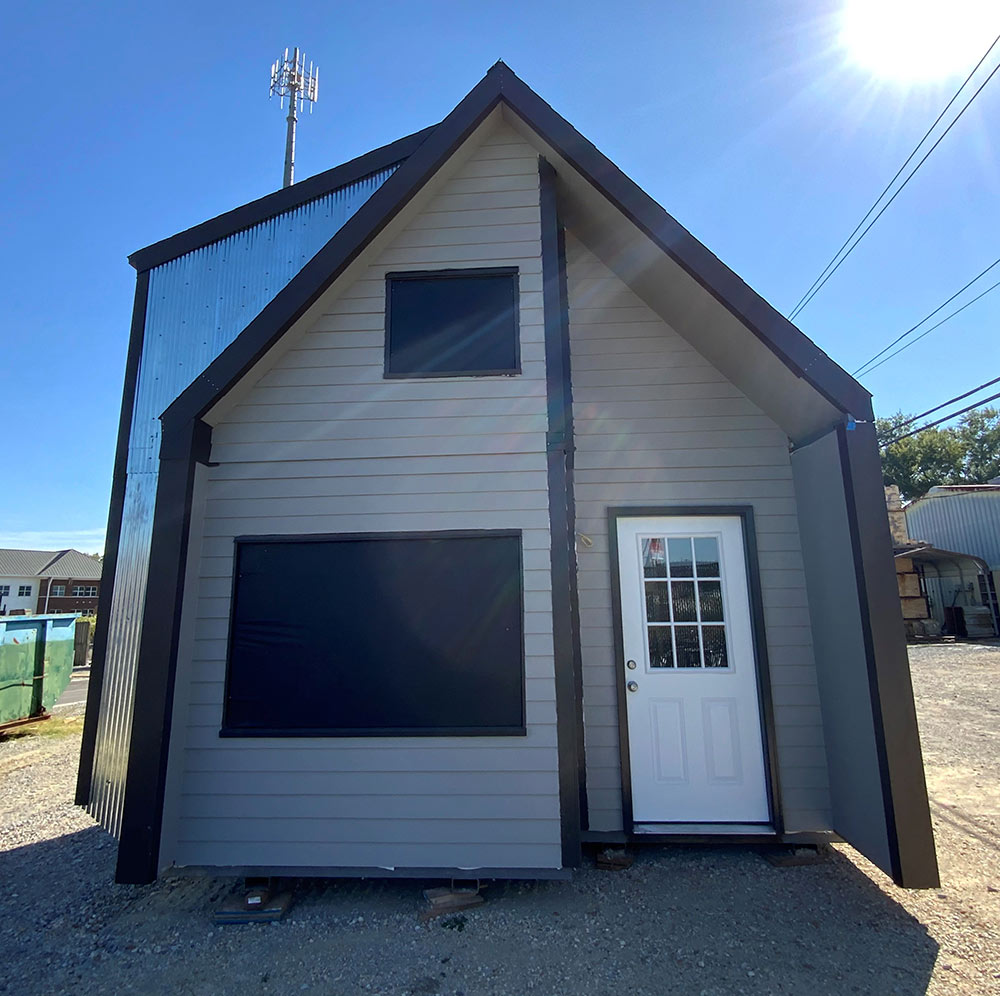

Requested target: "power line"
[
  {"left": 788, "top": 32, "right": 1000, "bottom": 322},
  {"left": 883, "top": 389, "right": 1000, "bottom": 447},
  {"left": 891, "top": 375, "right": 1000, "bottom": 431},
  {"left": 853, "top": 263, "right": 1000, "bottom": 377}
]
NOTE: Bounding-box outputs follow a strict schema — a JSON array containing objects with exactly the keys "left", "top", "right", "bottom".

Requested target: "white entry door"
[{"left": 616, "top": 515, "right": 770, "bottom": 827}]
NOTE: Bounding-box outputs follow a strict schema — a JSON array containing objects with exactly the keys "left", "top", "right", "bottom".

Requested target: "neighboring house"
[
  {"left": 0, "top": 548, "right": 102, "bottom": 616},
  {"left": 78, "top": 64, "right": 937, "bottom": 889}
]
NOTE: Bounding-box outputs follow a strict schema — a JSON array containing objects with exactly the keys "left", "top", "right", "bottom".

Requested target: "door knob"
[{"left": 627, "top": 681, "right": 638, "bottom": 693}]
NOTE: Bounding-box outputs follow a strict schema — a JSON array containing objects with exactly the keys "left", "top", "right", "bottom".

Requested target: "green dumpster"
[{"left": 0, "top": 614, "right": 78, "bottom": 728}]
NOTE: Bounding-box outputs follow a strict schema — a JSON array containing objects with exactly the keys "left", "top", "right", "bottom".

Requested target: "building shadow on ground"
[{"left": 1, "top": 831, "right": 937, "bottom": 996}]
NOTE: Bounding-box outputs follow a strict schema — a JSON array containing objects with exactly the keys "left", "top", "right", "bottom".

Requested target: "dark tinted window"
[
  {"left": 223, "top": 533, "right": 525, "bottom": 736},
  {"left": 385, "top": 269, "right": 519, "bottom": 377}
]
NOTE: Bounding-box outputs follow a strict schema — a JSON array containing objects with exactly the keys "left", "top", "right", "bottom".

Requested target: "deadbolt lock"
[{"left": 626, "top": 659, "right": 637, "bottom": 670}]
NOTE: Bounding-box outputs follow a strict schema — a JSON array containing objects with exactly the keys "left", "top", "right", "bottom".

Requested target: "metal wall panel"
[
  {"left": 906, "top": 491, "right": 1000, "bottom": 571},
  {"left": 88, "top": 168, "right": 397, "bottom": 835}
]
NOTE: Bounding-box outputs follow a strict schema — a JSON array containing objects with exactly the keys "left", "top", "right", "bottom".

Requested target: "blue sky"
[{"left": 2, "top": 0, "right": 999, "bottom": 553}]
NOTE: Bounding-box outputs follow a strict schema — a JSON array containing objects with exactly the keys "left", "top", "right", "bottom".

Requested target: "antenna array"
[
  {"left": 270, "top": 47, "right": 320, "bottom": 112},
  {"left": 269, "top": 47, "right": 319, "bottom": 188}
]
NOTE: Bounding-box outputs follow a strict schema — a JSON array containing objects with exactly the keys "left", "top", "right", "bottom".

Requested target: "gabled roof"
[
  {"left": 161, "top": 61, "right": 873, "bottom": 434},
  {"left": 0, "top": 548, "right": 102, "bottom": 579}
]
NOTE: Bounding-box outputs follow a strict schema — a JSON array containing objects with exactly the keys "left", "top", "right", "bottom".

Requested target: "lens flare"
[{"left": 840, "top": 0, "right": 1000, "bottom": 81}]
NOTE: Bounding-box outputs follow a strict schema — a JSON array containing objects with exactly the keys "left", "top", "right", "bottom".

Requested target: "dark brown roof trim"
[
  {"left": 128, "top": 124, "right": 438, "bottom": 273},
  {"left": 489, "top": 73, "right": 873, "bottom": 420},
  {"left": 161, "top": 62, "right": 872, "bottom": 428},
  {"left": 163, "top": 68, "right": 508, "bottom": 428}
]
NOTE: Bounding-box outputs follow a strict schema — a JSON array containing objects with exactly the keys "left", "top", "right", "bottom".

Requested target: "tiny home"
[{"left": 79, "top": 64, "right": 938, "bottom": 888}]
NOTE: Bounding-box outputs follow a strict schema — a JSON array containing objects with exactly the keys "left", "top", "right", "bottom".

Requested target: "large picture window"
[
  {"left": 222, "top": 531, "right": 525, "bottom": 736},
  {"left": 384, "top": 268, "right": 519, "bottom": 377}
]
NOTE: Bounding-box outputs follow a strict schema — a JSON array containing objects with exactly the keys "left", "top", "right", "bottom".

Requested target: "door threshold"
[{"left": 633, "top": 822, "right": 774, "bottom": 835}]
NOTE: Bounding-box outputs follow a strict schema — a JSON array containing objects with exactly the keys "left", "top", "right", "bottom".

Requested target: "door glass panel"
[
  {"left": 668, "top": 537, "right": 694, "bottom": 577},
  {"left": 671, "top": 581, "right": 697, "bottom": 621},
  {"left": 675, "top": 626, "right": 701, "bottom": 667},
  {"left": 648, "top": 626, "right": 674, "bottom": 668},
  {"left": 699, "top": 580, "right": 724, "bottom": 622},
  {"left": 645, "top": 582, "right": 670, "bottom": 622},
  {"left": 639, "top": 532, "right": 731, "bottom": 670},
  {"left": 694, "top": 537, "right": 720, "bottom": 577},
  {"left": 702, "top": 626, "right": 729, "bottom": 668},
  {"left": 642, "top": 538, "right": 667, "bottom": 578}
]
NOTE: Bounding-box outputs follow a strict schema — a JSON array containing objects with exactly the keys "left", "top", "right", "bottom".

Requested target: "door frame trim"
[{"left": 607, "top": 505, "right": 784, "bottom": 835}]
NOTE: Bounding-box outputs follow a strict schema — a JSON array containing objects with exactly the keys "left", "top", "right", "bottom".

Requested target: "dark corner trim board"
[
  {"left": 128, "top": 124, "right": 438, "bottom": 272},
  {"left": 76, "top": 270, "right": 150, "bottom": 806},
  {"left": 114, "top": 418, "right": 210, "bottom": 885},
  {"left": 836, "top": 423, "right": 939, "bottom": 888},
  {"left": 606, "top": 505, "right": 783, "bottom": 835},
  {"left": 539, "top": 156, "right": 584, "bottom": 867}
]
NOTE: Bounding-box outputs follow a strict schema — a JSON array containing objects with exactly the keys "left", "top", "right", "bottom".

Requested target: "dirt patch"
[{"left": 1, "top": 644, "right": 998, "bottom": 995}]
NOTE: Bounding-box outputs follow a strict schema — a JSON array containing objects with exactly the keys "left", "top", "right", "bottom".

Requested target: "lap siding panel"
[
  {"left": 160, "top": 122, "right": 563, "bottom": 874},
  {"left": 566, "top": 234, "right": 832, "bottom": 834}
]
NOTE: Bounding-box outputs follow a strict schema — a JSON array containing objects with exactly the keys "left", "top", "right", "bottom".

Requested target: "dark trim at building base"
[
  {"left": 169, "top": 865, "right": 573, "bottom": 882},
  {"left": 581, "top": 830, "right": 839, "bottom": 846}
]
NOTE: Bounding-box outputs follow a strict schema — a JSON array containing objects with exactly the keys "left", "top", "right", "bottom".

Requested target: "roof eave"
[{"left": 128, "top": 123, "right": 438, "bottom": 273}]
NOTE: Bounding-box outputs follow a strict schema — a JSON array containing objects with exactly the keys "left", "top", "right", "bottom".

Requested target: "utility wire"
[
  {"left": 853, "top": 265, "right": 1000, "bottom": 377},
  {"left": 891, "top": 375, "right": 1000, "bottom": 431},
  {"left": 788, "top": 32, "right": 1000, "bottom": 322},
  {"left": 883, "top": 389, "right": 1000, "bottom": 447}
]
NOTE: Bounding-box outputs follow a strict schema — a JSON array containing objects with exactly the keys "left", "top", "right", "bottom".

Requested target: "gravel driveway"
[{"left": 2, "top": 642, "right": 998, "bottom": 996}]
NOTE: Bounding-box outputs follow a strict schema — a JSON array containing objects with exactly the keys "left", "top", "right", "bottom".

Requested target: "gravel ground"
[{"left": 1, "top": 642, "right": 998, "bottom": 996}]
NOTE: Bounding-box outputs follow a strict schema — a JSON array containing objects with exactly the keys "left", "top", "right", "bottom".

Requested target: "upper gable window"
[{"left": 385, "top": 268, "right": 520, "bottom": 378}]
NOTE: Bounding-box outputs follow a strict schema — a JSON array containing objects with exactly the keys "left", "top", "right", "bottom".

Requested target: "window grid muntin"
[{"left": 641, "top": 534, "right": 730, "bottom": 670}]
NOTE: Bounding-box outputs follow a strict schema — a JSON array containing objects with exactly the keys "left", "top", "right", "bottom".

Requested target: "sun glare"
[{"left": 841, "top": 0, "right": 1000, "bottom": 81}]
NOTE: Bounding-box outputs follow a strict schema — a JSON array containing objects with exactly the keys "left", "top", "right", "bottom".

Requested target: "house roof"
[
  {"left": 0, "top": 548, "right": 102, "bottom": 580},
  {"left": 128, "top": 124, "right": 438, "bottom": 272},
  {"left": 160, "top": 61, "right": 873, "bottom": 437}
]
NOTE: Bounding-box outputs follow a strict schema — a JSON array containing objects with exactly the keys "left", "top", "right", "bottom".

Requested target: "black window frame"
[
  {"left": 383, "top": 267, "right": 521, "bottom": 379},
  {"left": 220, "top": 529, "right": 527, "bottom": 738},
  {"left": 18, "top": 585, "right": 31, "bottom": 597}
]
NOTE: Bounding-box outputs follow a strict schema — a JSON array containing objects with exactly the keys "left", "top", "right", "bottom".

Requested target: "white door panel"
[{"left": 617, "top": 515, "right": 770, "bottom": 826}]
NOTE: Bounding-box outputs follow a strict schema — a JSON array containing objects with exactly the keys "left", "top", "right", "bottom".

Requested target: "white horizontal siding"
[
  {"left": 164, "top": 121, "right": 563, "bottom": 874},
  {"left": 567, "top": 234, "right": 830, "bottom": 834}
]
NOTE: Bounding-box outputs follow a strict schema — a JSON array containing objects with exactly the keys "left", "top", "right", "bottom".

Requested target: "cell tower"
[{"left": 270, "top": 47, "right": 319, "bottom": 188}]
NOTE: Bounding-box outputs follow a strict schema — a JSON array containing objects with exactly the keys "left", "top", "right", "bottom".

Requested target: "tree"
[
  {"left": 954, "top": 407, "right": 1000, "bottom": 484},
  {"left": 876, "top": 406, "right": 1000, "bottom": 500}
]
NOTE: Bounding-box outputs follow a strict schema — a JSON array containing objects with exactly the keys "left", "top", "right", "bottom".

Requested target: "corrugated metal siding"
[
  {"left": 566, "top": 234, "right": 832, "bottom": 834},
  {"left": 906, "top": 491, "right": 1000, "bottom": 571},
  {"left": 160, "top": 122, "right": 563, "bottom": 873},
  {"left": 88, "top": 168, "right": 397, "bottom": 835}
]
